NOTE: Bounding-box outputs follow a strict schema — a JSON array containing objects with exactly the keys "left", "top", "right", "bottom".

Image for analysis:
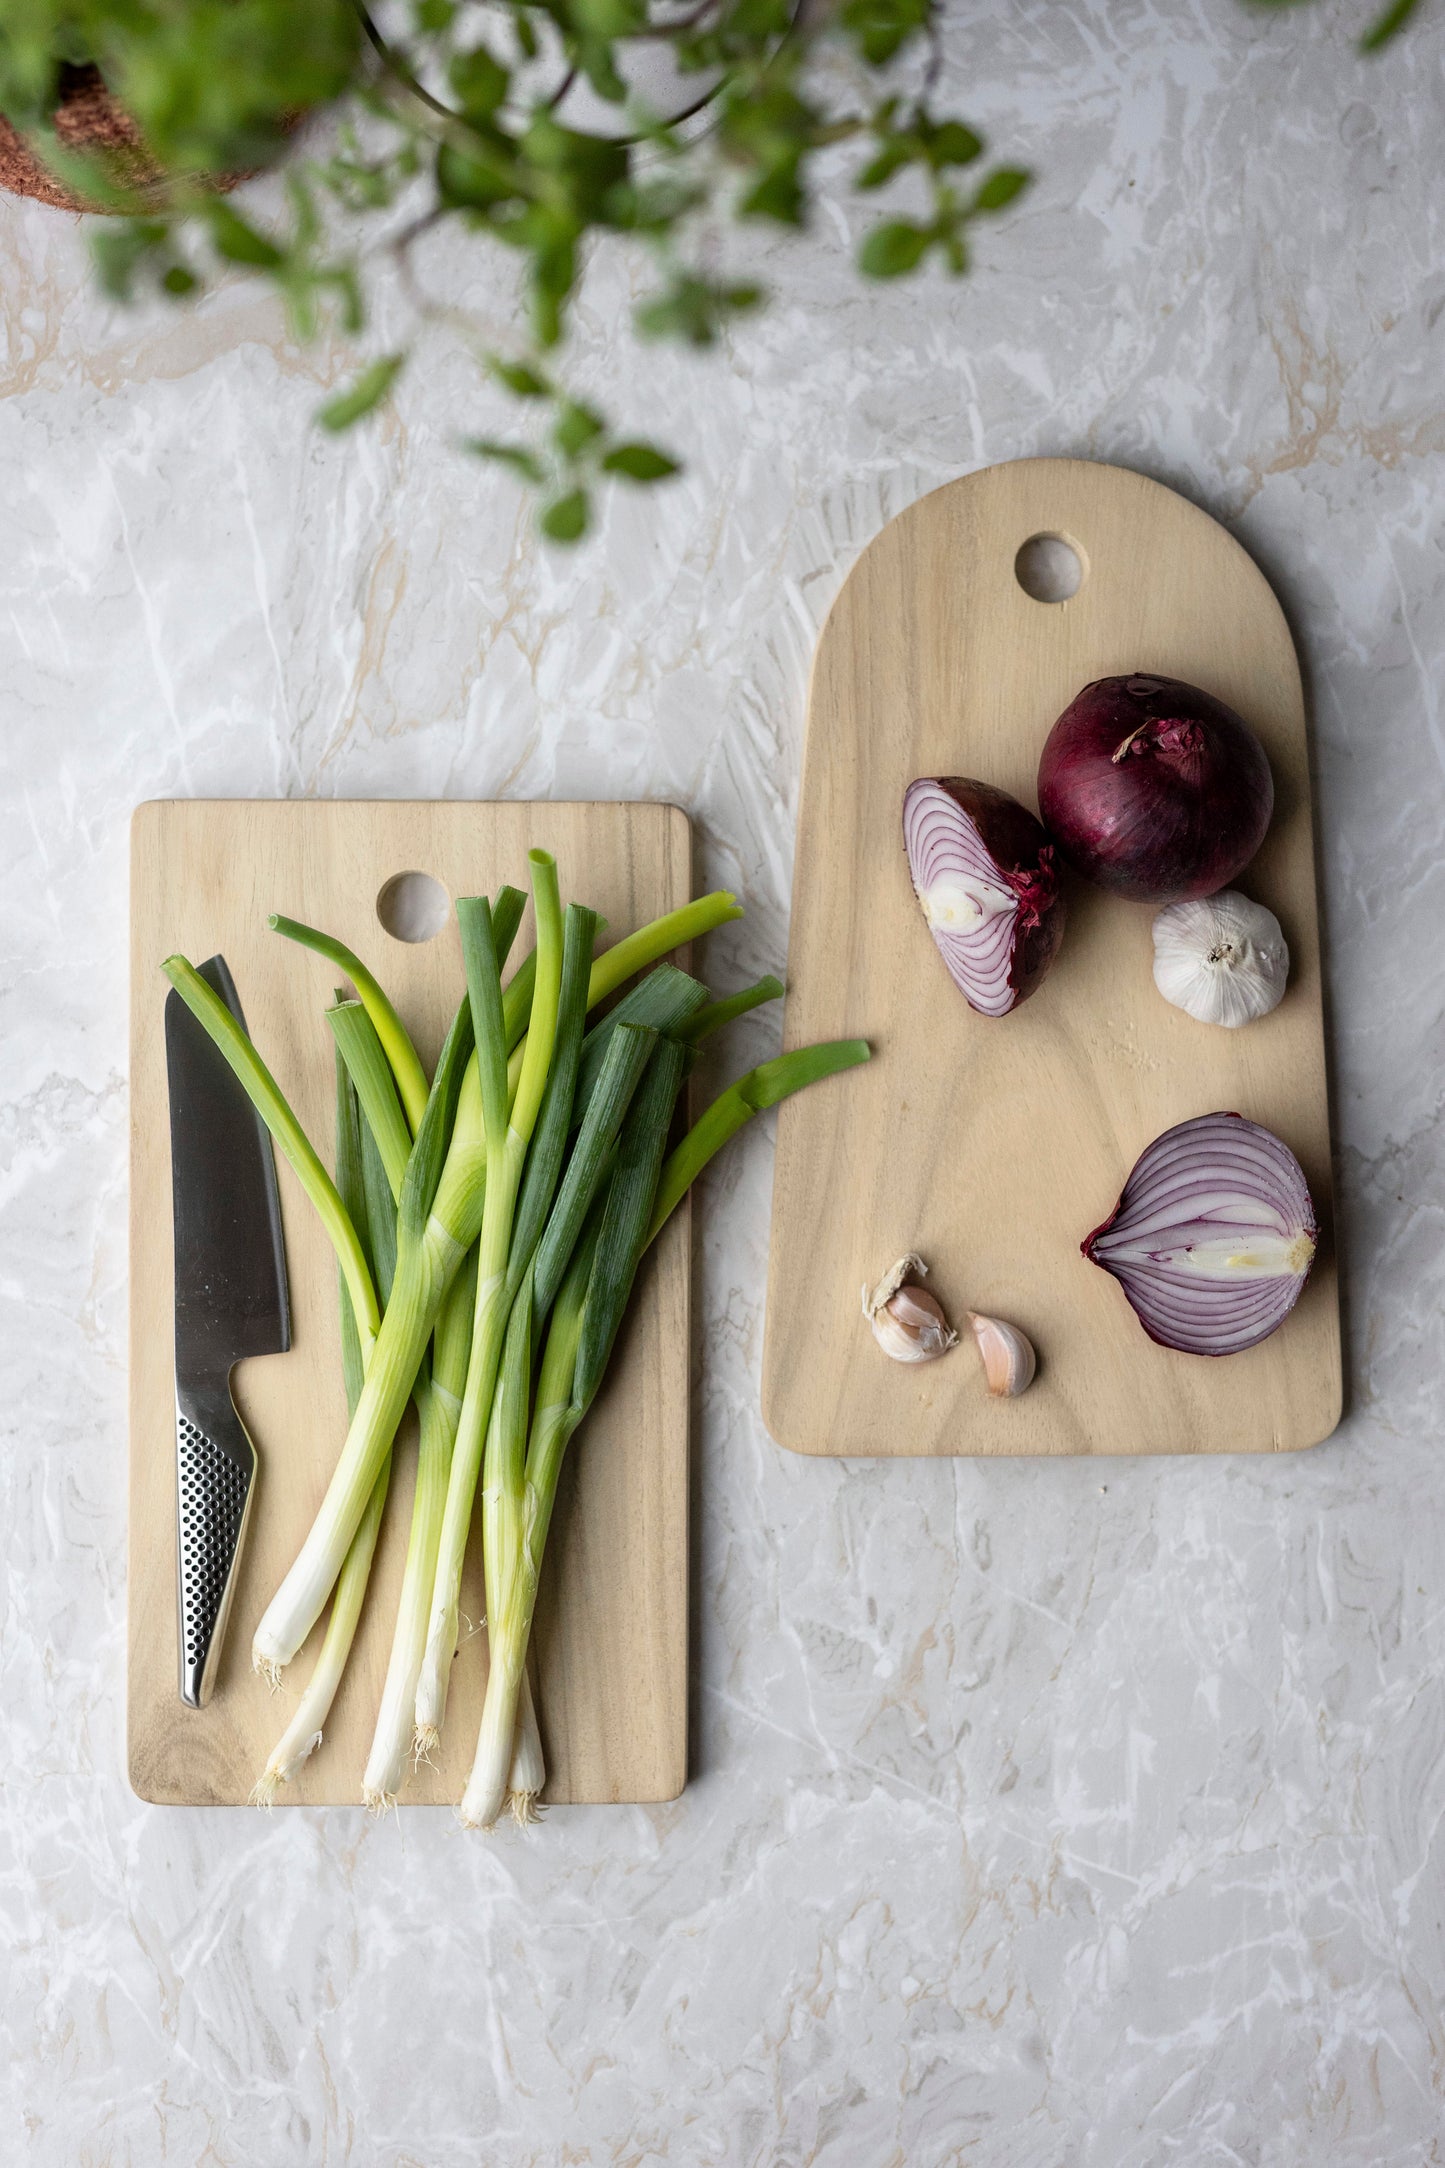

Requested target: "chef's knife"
[{"left": 164, "top": 955, "right": 290, "bottom": 1708}]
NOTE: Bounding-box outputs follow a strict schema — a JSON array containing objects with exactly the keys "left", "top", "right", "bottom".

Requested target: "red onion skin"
[
  {"left": 1083, "top": 1111, "right": 1317, "bottom": 1356},
  {"left": 1037, "top": 675, "right": 1274, "bottom": 904},
  {"left": 904, "top": 777, "right": 1067, "bottom": 1013}
]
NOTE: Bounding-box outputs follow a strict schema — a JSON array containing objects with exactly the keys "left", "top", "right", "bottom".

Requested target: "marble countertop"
[{"left": 4, "top": 3, "right": 1444, "bottom": 2160}]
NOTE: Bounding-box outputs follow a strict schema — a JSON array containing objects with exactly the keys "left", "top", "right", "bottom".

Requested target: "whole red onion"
[
  {"left": 903, "top": 777, "right": 1066, "bottom": 1016},
  {"left": 1037, "top": 675, "right": 1274, "bottom": 904}
]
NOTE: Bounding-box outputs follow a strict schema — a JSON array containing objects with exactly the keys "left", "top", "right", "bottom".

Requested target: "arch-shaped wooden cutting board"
[{"left": 763, "top": 459, "right": 1340, "bottom": 1457}]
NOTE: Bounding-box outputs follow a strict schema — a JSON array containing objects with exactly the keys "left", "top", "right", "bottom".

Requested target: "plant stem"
[
  {"left": 679, "top": 973, "right": 785, "bottom": 1043},
  {"left": 501, "top": 892, "right": 741, "bottom": 1102},
  {"left": 246, "top": 890, "right": 743, "bottom": 1684}
]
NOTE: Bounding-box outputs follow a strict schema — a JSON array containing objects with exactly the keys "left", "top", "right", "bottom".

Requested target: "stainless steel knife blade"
[{"left": 165, "top": 955, "right": 290, "bottom": 1708}]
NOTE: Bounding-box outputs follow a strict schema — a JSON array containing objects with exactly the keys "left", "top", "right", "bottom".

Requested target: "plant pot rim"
[{"left": 0, "top": 63, "right": 161, "bottom": 212}]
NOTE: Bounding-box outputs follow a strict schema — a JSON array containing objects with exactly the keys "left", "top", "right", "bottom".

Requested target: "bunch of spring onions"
[{"left": 163, "top": 855, "right": 868, "bottom": 1827}]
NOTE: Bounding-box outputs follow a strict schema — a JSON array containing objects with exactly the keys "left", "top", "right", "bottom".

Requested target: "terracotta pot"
[
  {"left": 0, "top": 61, "right": 278, "bottom": 212},
  {"left": 0, "top": 63, "right": 163, "bottom": 211}
]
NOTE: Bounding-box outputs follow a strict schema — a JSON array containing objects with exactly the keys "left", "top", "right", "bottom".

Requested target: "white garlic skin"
[
  {"left": 1151, "top": 890, "right": 1289, "bottom": 1029},
  {"left": 862, "top": 1255, "right": 958, "bottom": 1365},
  {"left": 966, "top": 1313, "right": 1037, "bottom": 1397}
]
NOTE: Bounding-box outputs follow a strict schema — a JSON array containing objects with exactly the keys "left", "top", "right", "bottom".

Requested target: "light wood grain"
[
  {"left": 763, "top": 459, "right": 1341, "bottom": 1457},
  {"left": 129, "top": 800, "right": 692, "bottom": 1806}
]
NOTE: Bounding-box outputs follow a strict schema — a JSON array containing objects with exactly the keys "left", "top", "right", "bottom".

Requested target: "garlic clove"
[
  {"left": 863, "top": 1254, "right": 958, "bottom": 1364},
  {"left": 966, "top": 1312, "right": 1037, "bottom": 1397},
  {"left": 1151, "top": 890, "right": 1288, "bottom": 1029}
]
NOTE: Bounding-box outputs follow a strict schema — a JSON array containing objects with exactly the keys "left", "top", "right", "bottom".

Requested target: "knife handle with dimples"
[{"left": 175, "top": 1378, "right": 258, "bottom": 1708}]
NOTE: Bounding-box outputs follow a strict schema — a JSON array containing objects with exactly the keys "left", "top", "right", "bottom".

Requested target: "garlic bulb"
[
  {"left": 1151, "top": 890, "right": 1288, "bottom": 1028},
  {"left": 862, "top": 1255, "right": 958, "bottom": 1364},
  {"left": 966, "top": 1313, "right": 1037, "bottom": 1397}
]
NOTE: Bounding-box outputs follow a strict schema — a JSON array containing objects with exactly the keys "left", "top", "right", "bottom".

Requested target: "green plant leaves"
[
  {"left": 540, "top": 490, "right": 589, "bottom": 542},
  {"left": 206, "top": 202, "right": 285, "bottom": 269},
  {"left": 840, "top": 0, "right": 930, "bottom": 66},
  {"left": 468, "top": 438, "right": 549, "bottom": 484},
  {"left": 1360, "top": 0, "right": 1419, "bottom": 47},
  {"left": 26, "top": 0, "right": 1394, "bottom": 539},
  {"left": 602, "top": 444, "right": 679, "bottom": 482},
  {"left": 552, "top": 400, "right": 605, "bottom": 459},
  {"left": 318, "top": 355, "right": 405, "bottom": 431},
  {"left": 634, "top": 272, "right": 763, "bottom": 347},
  {"left": 448, "top": 44, "right": 509, "bottom": 118},
  {"left": 974, "top": 165, "right": 1030, "bottom": 212},
  {"left": 859, "top": 218, "right": 931, "bottom": 277}
]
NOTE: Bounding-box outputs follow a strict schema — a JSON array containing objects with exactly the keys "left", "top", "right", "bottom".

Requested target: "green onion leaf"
[
  {"left": 679, "top": 974, "right": 785, "bottom": 1043},
  {"left": 646, "top": 1038, "right": 871, "bottom": 1246},
  {"left": 398, "top": 995, "right": 475, "bottom": 1249},
  {"left": 508, "top": 903, "right": 599, "bottom": 1297},
  {"left": 329, "top": 999, "right": 412, "bottom": 1202},
  {"left": 574, "top": 1035, "right": 687, "bottom": 1410},
  {"left": 334, "top": 1053, "right": 373, "bottom": 1421},
  {"left": 573, "top": 961, "right": 707, "bottom": 1118},
  {"left": 534, "top": 1020, "right": 657, "bottom": 1321},
  {"left": 270, "top": 914, "right": 430, "bottom": 1135}
]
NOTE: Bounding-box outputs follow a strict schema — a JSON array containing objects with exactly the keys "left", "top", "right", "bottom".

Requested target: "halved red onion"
[
  {"left": 1084, "top": 1112, "right": 1317, "bottom": 1355},
  {"left": 902, "top": 777, "right": 1066, "bottom": 1016}
]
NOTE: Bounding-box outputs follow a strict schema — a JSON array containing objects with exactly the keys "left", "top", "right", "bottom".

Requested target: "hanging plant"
[{"left": 0, "top": 0, "right": 1419, "bottom": 539}]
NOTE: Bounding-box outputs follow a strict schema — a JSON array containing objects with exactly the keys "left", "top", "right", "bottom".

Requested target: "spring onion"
[
  {"left": 250, "top": 991, "right": 477, "bottom": 1675},
  {"left": 362, "top": 1246, "right": 477, "bottom": 1809},
  {"left": 242, "top": 893, "right": 745, "bottom": 1684},
  {"left": 414, "top": 868, "right": 574, "bottom": 1745},
  {"left": 167, "top": 870, "right": 865, "bottom": 1825},
  {"left": 460, "top": 1038, "right": 687, "bottom": 1829},
  {"left": 460, "top": 1030, "right": 871, "bottom": 1828},
  {"left": 252, "top": 1055, "right": 390, "bottom": 1802}
]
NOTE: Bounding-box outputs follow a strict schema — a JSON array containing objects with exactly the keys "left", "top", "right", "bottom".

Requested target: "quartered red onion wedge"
[{"left": 902, "top": 777, "right": 1066, "bottom": 1017}]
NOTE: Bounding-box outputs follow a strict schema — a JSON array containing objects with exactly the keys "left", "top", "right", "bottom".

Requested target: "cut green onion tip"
[
  {"left": 585, "top": 892, "right": 742, "bottom": 1011},
  {"left": 269, "top": 914, "right": 430, "bottom": 1136}
]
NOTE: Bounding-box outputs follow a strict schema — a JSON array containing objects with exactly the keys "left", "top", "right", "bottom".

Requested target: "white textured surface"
[{"left": 3, "top": 3, "right": 1445, "bottom": 2159}]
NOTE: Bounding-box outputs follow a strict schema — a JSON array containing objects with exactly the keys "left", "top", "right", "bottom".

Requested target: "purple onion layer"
[
  {"left": 903, "top": 776, "right": 1066, "bottom": 1017},
  {"left": 1084, "top": 1111, "right": 1317, "bottom": 1355}
]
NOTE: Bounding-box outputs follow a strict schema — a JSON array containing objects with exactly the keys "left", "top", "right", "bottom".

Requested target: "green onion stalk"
[
  {"left": 248, "top": 984, "right": 479, "bottom": 1681},
  {"left": 414, "top": 864, "right": 576, "bottom": 1749},
  {"left": 244, "top": 885, "right": 744, "bottom": 1681},
  {"left": 360, "top": 1246, "right": 476, "bottom": 1810},
  {"left": 252, "top": 1050, "right": 393, "bottom": 1803},
  {"left": 459, "top": 1031, "right": 871, "bottom": 1831}
]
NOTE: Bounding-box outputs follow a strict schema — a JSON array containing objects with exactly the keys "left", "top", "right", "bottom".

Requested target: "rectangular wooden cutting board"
[
  {"left": 763, "top": 458, "right": 1341, "bottom": 1457},
  {"left": 129, "top": 799, "right": 692, "bottom": 1806}
]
